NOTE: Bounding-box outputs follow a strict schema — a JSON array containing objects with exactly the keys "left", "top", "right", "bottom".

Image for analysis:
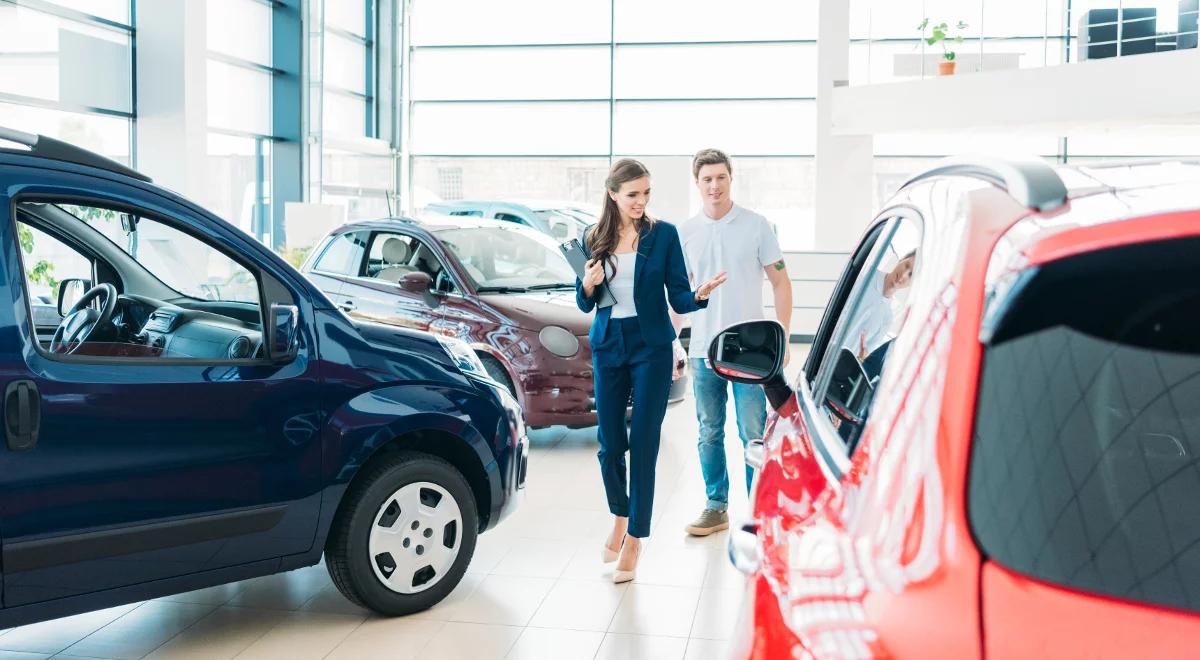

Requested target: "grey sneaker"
[{"left": 685, "top": 508, "right": 729, "bottom": 536}]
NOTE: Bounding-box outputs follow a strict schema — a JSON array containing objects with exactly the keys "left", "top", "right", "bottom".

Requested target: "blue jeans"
[{"left": 692, "top": 358, "right": 767, "bottom": 512}]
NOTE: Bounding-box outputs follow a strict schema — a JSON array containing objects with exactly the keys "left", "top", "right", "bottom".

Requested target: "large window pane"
[
  {"left": 207, "top": 60, "right": 271, "bottom": 135},
  {"left": 613, "top": 100, "right": 815, "bottom": 155},
  {"left": 411, "top": 157, "right": 609, "bottom": 209},
  {"left": 982, "top": 0, "right": 1069, "bottom": 38},
  {"left": 0, "top": 102, "right": 129, "bottom": 163},
  {"left": 323, "top": 91, "right": 368, "bottom": 137},
  {"left": 41, "top": 0, "right": 129, "bottom": 24},
  {"left": 323, "top": 148, "right": 394, "bottom": 191},
  {"left": 206, "top": 0, "right": 272, "bottom": 66},
  {"left": 412, "top": 47, "right": 610, "bottom": 100},
  {"left": 411, "top": 102, "right": 609, "bottom": 155},
  {"left": 1067, "top": 128, "right": 1200, "bottom": 157},
  {"left": 326, "top": 0, "right": 368, "bottom": 36},
  {"left": 615, "top": 43, "right": 816, "bottom": 99},
  {"left": 325, "top": 32, "right": 368, "bottom": 94},
  {"left": 614, "top": 0, "right": 817, "bottom": 42},
  {"left": 411, "top": 0, "right": 610, "bottom": 46},
  {"left": 204, "top": 133, "right": 272, "bottom": 240},
  {"left": 0, "top": 5, "right": 132, "bottom": 113},
  {"left": 874, "top": 132, "right": 1061, "bottom": 157}
]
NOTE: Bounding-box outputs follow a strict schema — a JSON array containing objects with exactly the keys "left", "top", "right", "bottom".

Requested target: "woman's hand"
[
  {"left": 672, "top": 339, "right": 687, "bottom": 381},
  {"left": 694, "top": 272, "right": 728, "bottom": 303},
  {"left": 582, "top": 258, "right": 605, "bottom": 297}
]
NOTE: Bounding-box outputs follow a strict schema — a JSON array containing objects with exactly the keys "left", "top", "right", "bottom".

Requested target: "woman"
[{"left": 576, "top": 159, "right": 727, "bottom": 583}]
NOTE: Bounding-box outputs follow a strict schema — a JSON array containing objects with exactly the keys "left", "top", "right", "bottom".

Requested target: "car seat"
[{"left": 376, "top": 238, "right": 417, "bottom": 282}]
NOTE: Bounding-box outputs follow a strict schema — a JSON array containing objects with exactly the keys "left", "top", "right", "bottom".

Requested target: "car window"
[
  {"left": 494, "top": 212, "right": 527, "bottom": 226},
  {"left": 365, "top": 232, "right": 417, "bottom": 280},
  {"left": 313, "top": 231, "right": 367, "bottom": 276},
  {"left": 436, "top": 226, "right": 575, "bottom": 292},
  {"left": 534, "top": 209, "right": 589, "bottom": 240},
  {"left": 17, "top": 221, "right": 94, "bottom": 313},
  {"left": 14, "top": 200, "right": 266, "bottom": 362},
  {"left": 810, "top": 215, "right": 922, "bottom": 453},
  {"left": 970, "top": 237, "right": 1200, "bottom": 615}
]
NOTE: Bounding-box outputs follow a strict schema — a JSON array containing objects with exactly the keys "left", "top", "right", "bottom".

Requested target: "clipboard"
[{"left": 559, "top": 239, "right": 617, "bottom": 308}]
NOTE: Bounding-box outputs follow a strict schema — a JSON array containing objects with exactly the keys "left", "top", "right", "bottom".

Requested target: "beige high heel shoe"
[
  {"left": 612, "top": 543, "right": 642, "bottom": 583},
  {"left": 602, "top": 535, "right": 625, "bottom": 563}
]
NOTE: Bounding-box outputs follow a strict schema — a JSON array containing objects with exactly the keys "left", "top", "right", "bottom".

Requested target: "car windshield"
[
  {"left": 436, "top": 226, "right": 576, "bottom": 292},
  {"left": 58, "top": 204, "right": 259, "bottom": 304}
]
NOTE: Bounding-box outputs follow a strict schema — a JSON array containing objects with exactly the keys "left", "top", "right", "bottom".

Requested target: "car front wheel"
[{"left": 325, "top": 451, "right": 478, "bottom": 615}]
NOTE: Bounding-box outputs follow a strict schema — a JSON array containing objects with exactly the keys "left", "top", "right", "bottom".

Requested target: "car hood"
[{"left": 478, "top": 290, "right": 591, "bottom": 336}]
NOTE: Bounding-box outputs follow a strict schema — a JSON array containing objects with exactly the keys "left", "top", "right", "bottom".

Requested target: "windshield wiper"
[
  {"left": 476, "top": 286, "right": 530, "bottom": 293},
  {"left": 523, "top": 283, "right": 576, "bottom": 291}
]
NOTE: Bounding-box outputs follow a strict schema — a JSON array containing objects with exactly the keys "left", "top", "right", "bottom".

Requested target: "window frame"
[
  {"left": 310, "top": 229, "right": 370, "bottom": 278},
  {"left": 10, "top": 193, "right": 276, "bottom": 367},
  {"left": 800, "top": 206, "right": 925, "bottom": 469}
]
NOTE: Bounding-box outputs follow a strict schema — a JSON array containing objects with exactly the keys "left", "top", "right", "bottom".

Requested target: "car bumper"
[
  {"left": 483, "top": 385, "right": 528, "bottom": 531},
  {"left": 518, "top": 354, "right": 690, "bottom": 429}
]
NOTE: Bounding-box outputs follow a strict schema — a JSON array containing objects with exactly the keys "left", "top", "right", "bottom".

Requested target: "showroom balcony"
[{"left": 833, "top": 1, "right": 1200, "bottom": 137}]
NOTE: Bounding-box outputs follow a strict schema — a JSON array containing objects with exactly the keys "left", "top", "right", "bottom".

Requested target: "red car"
[
  {"left": 707, "top": 157, "right": 1200, "bottom": 658},
  {"left": 302, "top": 214, "right": 687, "bottom": 429}
]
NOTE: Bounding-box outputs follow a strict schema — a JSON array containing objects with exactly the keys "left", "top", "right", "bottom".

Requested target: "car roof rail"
[
  {"left": 0, "top": 126, "right": 151, "bottom": 183},
  {"left": 902, "top": 155, "right": 1067, "bottom": 212}
]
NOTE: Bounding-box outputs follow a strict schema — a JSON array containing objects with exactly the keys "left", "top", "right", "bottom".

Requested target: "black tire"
[
  {"left": 325, "top": 451, "right": 478, "bottom": 616},
  {"left": 478, "top": 353, "right": 517, "bottom": 398}
]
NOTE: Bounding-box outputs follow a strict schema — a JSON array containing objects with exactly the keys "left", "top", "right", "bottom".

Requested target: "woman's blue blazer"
[{"left": 575, "top": 220, "right": 708, "bottom": 349}]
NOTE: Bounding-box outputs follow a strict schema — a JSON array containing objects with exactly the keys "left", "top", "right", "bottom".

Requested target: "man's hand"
[{"left": 582, "top": 258, "right": 605, "bottom": 296}]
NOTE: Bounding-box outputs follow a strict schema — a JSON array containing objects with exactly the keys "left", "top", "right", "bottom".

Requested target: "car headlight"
[
  {"left": 538, "top": 325, "right": 580, "bottom": 357},
  {"left": 436, "top": 334, "right": 490, "bottom": 381}
]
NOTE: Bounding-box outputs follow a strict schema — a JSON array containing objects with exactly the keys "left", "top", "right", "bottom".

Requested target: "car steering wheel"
[{"left": 50, "top": 283, "right": 118, "bottom": 354}]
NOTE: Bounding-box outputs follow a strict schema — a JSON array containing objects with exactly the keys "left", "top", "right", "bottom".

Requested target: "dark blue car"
[{"left": 0, "top": 128, "right": 525, "bottom": 628}]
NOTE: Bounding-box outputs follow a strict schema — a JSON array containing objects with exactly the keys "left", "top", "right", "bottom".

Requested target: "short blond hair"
[{"left": 692, "top": 148, "right": 732, "bottom": 179}]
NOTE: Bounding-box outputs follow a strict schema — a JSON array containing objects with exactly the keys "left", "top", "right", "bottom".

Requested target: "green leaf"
[
  {"left": 946, "top": 51, "right": 956, "bottom": 61},
  {"left": 918, "top": 18, "right": 929, "bottom": 30}
]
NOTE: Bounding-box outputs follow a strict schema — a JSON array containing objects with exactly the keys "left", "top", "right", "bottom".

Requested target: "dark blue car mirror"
[{"left": 270, "top": 303, "right": 300, "bottom": 362}]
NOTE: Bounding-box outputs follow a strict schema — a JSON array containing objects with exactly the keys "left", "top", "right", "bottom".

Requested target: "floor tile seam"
[
  {"left": 84, "top": 602, "right": 221, "bottom": 660},
  {"left": 4, "top": 603, "right": 147, "bottom": 657},
  {"left": 226, "top": 607, "right": 299, "bottom": 660},
  {"left": 128, "top": 603, "right": 217, "bottom": 660},
  {"left": 314, "top": 614, "right": 372, "bottom": 660}
]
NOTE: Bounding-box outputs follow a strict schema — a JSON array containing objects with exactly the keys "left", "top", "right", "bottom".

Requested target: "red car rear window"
[{"left": 969, "top": 236, "right": 1200, "bottom": 614}]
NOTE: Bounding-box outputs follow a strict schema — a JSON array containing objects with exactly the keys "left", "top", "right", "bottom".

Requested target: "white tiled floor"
[{"left": 0, "top": 361, "right": 794, "bottom": 659}]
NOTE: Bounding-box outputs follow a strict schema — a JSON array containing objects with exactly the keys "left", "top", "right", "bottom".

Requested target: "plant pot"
[{"left": 938, "top": 60, "right": 956, "bottom": 76}]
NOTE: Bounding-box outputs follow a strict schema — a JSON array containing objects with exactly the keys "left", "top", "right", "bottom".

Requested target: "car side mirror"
[
  {"left": 399, "top": 272, "right": 440, "bottom": 307},
  {"left": 550, "top": 221, "right": 569, "bottom": 240},
  {"left": 269, "top": 303, "right": 300, "bottom": 362},
  {"left": 57, "top": 278, "right": 91, "bottom": 317},
  {"left": 707, "top": 320, "right": 786, "bottom": 383},
  {"left": 708, "top": 320, "right": 794, "bottom": 412}
]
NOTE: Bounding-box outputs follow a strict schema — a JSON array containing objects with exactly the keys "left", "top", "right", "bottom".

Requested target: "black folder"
[{"left": 559, "top": 239, "right": 617, "bottom": 308}]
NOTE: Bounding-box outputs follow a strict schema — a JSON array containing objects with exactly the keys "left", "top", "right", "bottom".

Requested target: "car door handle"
[
  {"left": 4, "top": 380, "right": 41, "bottom": 452},
  {"left": 339, "top": 300, "right": 356, "bottom": 312}
]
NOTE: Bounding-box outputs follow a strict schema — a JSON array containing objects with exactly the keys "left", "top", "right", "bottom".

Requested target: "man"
[{"left": 673, "top": 148, "right": 793, "bottom": 537}]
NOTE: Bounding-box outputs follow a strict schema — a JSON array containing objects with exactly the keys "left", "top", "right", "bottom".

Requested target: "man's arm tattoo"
[{"left": 772, "top": 259, "right": 786, "bottom": 271}]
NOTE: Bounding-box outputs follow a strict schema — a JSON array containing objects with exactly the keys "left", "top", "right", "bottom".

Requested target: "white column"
[
  {"left": 815, "top": 0, "right": 875, "bottom": 251},
  {"left": 134, "top": 1, "right": 208, "bottom": 200}
]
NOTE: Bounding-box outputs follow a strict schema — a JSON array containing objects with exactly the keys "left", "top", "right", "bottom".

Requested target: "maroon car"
[{"left": 301, "top": 214, "right": 687, "bottom": 428}]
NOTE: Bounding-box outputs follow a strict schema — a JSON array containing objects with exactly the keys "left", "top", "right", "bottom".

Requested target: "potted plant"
[{"left": 918, "top": 19, "right": 968, "bottom": 75}]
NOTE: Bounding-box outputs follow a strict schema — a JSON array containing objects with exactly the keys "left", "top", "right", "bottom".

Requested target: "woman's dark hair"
[{"left": 586, "top": 158, "right": 653, "bottom": 275}]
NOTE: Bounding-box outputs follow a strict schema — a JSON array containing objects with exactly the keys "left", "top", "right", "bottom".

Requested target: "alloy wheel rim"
[{"left": 368, "top": 481, "right": 463, "bottom": 594}]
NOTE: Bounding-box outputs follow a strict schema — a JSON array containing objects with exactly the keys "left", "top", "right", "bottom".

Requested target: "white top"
[
  {"left": 679, "top": 205, "right": 784, "bottom": 358},
  {"left": 840, "top": 270, "right": 893, "bottom": 357},
  {"left": 606, "top": 252, "right": 637, "bottom": 319}
]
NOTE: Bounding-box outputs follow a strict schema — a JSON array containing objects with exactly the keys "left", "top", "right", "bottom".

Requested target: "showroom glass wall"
[
  {"left": 205, "top": 0, "right": 277, "bottom": 247},
  {"left": 405, "top": 0, "right": 820, "bottom": 250},
  {"left": 0, "top": 1, "right": 133, "bottom": 162}
]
